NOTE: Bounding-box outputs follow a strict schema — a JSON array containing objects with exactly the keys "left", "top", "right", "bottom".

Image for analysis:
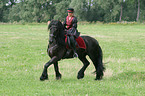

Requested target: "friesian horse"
[{"left": 40, "top": 20, "right": 105, "bottom": 80}]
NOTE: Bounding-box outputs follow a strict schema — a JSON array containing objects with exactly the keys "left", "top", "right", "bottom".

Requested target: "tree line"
[{"left": 0, "top": 0, "right": 145, "bottom": 23}]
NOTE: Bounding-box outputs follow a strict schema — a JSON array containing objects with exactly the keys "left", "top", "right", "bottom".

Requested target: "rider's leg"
[{"left": 69, "top": 35, "right": 78, "bottom": 57}]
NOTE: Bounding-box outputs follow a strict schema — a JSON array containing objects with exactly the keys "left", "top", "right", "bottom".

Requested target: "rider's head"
[{"left": 67, "top": 8, "right": 74, "bottom": 17}]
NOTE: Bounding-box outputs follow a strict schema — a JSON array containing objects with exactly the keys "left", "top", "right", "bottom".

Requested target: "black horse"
[{"left": 40, "top": 20, "right": 105, "bottom": 80}]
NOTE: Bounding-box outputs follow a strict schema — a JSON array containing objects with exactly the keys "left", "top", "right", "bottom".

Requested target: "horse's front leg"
[
  {"left": 54, "top": 62, "right": 61, "bottom": 80},
  {"left": 40, "top": 56, "right": 58, "bottom": 81}
]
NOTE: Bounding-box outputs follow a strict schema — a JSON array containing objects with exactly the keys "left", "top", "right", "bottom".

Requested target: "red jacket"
[
  {"left": 63, "top": 16, "right": 79, "bottom": 37},
  {"left": 66, "top": 16, "right": 74, "bottom": 29},
  {"left": 63, "top": 16, "right": 77, "bottom": 30}
]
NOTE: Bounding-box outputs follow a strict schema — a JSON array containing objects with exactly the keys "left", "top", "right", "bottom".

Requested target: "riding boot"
[
  {"left": 73, "top": 50, "right": 78, "bottom": 58},
  {"left": 72, "top": 42, "right": 78, "bottom": 58},
  {"left": 70, "top": 36, "right": 78, "bottom": 58}
]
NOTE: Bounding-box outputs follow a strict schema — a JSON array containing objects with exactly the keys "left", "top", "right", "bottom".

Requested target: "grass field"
[{"left": 0, "top": 23, "right": 145, "bottom": 96}]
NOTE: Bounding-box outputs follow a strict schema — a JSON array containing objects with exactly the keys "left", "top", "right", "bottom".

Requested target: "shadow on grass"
[{"left": 110, "top": 71, "right": 145, "bottom": 81}]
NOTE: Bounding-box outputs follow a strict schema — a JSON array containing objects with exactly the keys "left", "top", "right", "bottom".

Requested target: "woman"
[{"left": 63, "top": 8, "right": 80, "bottom": 58}]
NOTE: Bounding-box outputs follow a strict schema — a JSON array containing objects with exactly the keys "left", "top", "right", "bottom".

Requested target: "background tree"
[
  {"left": 69, "top": 0, "right": 88, "bottom": 21},
  {"left": 140, "top": 0, "right": 145, "bottom": 23},
  {"left": 136, "top": 0, "right": 140, "bottom": 22},
  {"left": 0, "top": 0, "right": 17, "bottom": 22},
  {"left": 54, "top": 0, "right": 70, "bottom": 21},
  {"left": 0, "top": 0, "right": 145, "bottom": 23}
]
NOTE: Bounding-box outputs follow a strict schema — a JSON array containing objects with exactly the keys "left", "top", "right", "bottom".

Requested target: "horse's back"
[
  {"left": 80, "top": 35, "right": 102, "bottom": 57},
  {"left": 80, "top": 35, "right": 100, "bottom": 46}
]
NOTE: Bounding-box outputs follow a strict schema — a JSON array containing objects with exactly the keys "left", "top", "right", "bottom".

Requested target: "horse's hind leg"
[
  {"left": 95, "top": 56, "right": 104, "bottom": 80},
  {"left": 89, "top": 53, "right": 104, "bottom": 80},
  {"left": 77, "top": 56, "right": 90, "bottom": 79},
  {"left": 54, "top": 62, "right": 61, "bottom": 80}
]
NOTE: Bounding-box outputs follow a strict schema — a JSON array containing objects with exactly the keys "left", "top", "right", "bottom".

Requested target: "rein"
[
  {"left": 47, "top": 44, "right": 58, "bottom": 54},
  {"left": 49, "top": 26, "right": 57, "bottom": 38},
  {"left": 50, "top": 26, "right": 57, "bottom": 30},
  {"left": 49, "top": 34, "right": 56, "bottom": 38}
]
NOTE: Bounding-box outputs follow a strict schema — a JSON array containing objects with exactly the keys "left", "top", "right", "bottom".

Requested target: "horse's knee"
[
  {"left": 44, "top": 61, "right": 51, "bottom": 68},
  {"left": 44, "top": 64, "right": 48, "bottom": 68}
]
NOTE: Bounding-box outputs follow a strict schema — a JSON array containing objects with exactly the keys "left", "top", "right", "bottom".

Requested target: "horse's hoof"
[
  {"left": 95, "top": 77, "right": 102, "bottom": 81},
  {"left": 40, "top": 74, "right": 48, "bottom": 81},
  {"left": 56, "top": 74, "right": 61, "bottom": 80},
  {"left": 56, "top": 77, "right": 61, "bottom": 80},
  {"left": 77, "top": 73, "right": 84, "bottom": 79}
]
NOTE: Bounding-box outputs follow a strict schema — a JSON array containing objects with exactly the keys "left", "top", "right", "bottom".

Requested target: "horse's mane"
[{"left": 48, "top": 20, "right": 65, "bottom": 46}]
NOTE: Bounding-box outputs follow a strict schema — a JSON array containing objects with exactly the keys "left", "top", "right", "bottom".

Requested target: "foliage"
[
  {"left": 54, "top": 0, "right": 70, "bottom": 21},
  {"left": 0, "top": 0, "right": 145, "bottom": 22}
]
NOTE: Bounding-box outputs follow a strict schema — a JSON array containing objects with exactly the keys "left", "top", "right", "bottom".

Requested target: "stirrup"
[{"left": 73, "top": 53, "right": 78, "bottom": 58}]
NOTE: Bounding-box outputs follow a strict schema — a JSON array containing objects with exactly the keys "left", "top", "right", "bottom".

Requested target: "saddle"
[{"left": 65, "top": 35, "right": 86, "bottom": 49}]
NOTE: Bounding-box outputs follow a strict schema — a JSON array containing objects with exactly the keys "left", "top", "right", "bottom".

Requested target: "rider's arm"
[{"left": 72, "top": 17, "right": 77, "bottom": 29}]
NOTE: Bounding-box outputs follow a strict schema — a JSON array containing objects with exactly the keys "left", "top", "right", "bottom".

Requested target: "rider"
[{"left": 63, "top": 8, "right": 80, "bottom": 58}]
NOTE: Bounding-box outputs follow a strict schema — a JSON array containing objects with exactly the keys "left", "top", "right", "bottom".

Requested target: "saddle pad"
[{"left": 65, "top": 35, "right": 86, "bottom": 49}]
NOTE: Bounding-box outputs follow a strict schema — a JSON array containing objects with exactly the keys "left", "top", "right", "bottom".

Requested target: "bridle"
[
  {"left": 49, "top": 25, "right": 58, "bottom": 44},
  {"left": 49, "top": 26, "right": 58, "bottom": 38},
  {"left": 49, "top": 33, "right": 56, "bottom": 38}
]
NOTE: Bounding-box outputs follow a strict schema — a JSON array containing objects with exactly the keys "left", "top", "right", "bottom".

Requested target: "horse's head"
[{"left": 48, "top": 20, "right": 65, "bottom": 45}]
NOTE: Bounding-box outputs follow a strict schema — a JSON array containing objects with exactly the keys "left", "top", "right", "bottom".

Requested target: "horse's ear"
[{"left": 57, "top": 19, "right": 61, "bottom": 22}]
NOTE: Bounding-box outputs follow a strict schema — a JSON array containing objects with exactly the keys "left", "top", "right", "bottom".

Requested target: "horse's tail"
[{"left": 97, "top": 45, "right": 105, "bottom": 71}]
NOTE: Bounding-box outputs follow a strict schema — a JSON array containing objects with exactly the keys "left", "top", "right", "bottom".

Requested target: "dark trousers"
[{"left": 68, "top": 35, "right": 77, "bottom": 53}]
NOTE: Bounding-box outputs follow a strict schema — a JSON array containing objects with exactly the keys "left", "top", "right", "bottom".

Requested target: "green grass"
[{"left": 0, "top": 23, "right": 145, "bottom": 96}]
